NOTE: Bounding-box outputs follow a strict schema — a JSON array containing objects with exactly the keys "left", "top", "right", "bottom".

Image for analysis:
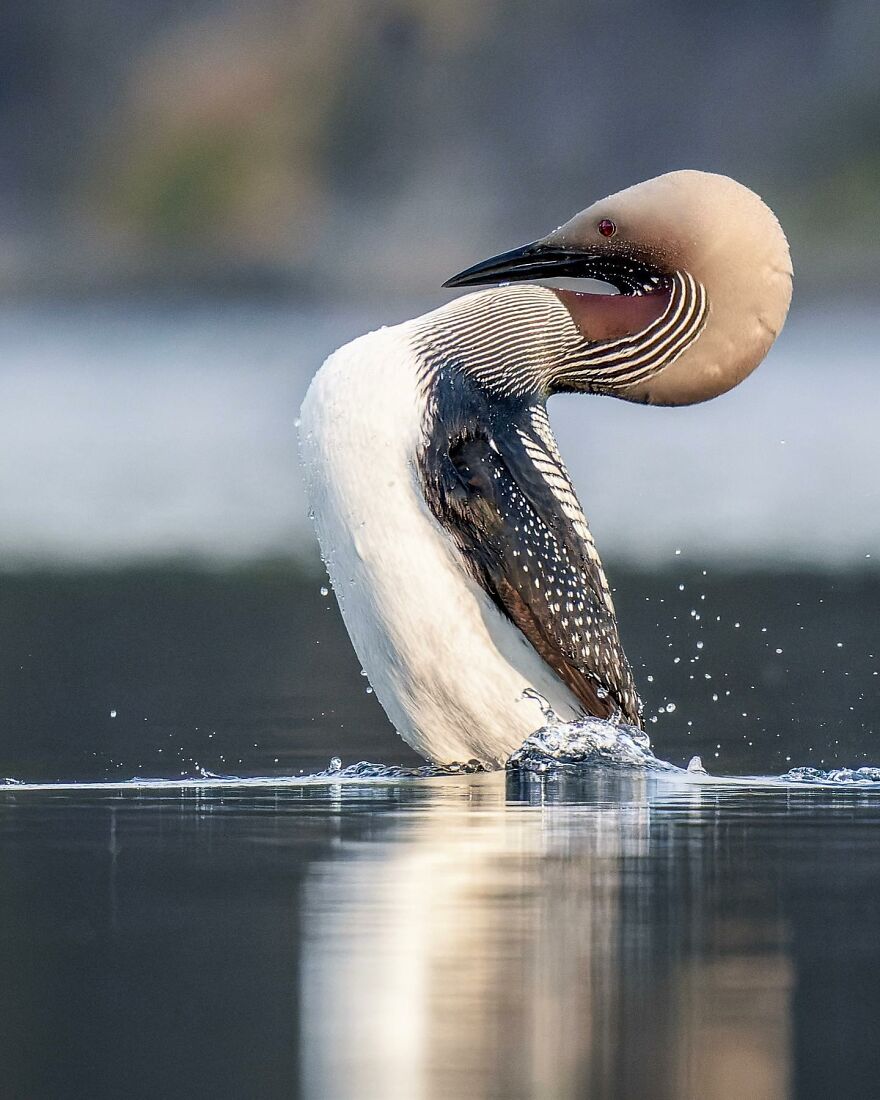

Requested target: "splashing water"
[
  {"left": 2, "top": 691, "right": 880, "bottom": 792},
  {"left": 507, "top": 691, "right": 880, "bottom": 787},
  {"left": 780, "top": 766, "right": 880, "bottom": 785},
  {"left": 317, "top": 758, "right": 486, "bottom": 779},
  {"left": 199, "top": 758, "right": 487, "bottom": 782},
  {"left": 0, "top": 758, "right": 488, "bottom": 792},
  {"left": 509, "top": 690, "right": 671, "bottom": 773}
]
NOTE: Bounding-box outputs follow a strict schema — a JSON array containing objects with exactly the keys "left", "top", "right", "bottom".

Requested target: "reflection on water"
[
  {"left": 3, "top": 560, "right": 880, "bottom": 1098},
  {"left": 4, "top": 771, "right": 872, "bottom": 1097},
  {"left": 301, "top": 773, "right": 795, "bottom": 1100}
]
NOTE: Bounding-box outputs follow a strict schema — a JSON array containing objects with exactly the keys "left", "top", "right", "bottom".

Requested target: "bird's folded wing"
[{"left": 427, "top": 429, "right": 640, "bottom": 724}]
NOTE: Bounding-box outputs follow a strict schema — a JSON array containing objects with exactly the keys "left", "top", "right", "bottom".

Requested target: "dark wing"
[{"left": 422, "top": 422, "right": 641, "bottom": 725}]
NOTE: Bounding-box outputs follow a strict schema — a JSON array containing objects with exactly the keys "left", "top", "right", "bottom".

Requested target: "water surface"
[
  {"left": 2, "top": 772, "right": 880, "bottom": 1100},
  {"left": 3, "top": 566, "right": 876, "bottom": 781},
  {"left": 1, "top": 568, "right": 880, "bottom": 1098}
]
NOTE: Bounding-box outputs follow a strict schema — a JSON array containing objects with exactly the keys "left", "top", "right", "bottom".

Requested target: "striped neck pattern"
[{"left": 411, "top": 275, "right": 708, "bottom": 399}]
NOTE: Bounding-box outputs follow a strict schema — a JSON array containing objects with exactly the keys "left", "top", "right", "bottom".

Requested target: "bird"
[{"left": 299, "top": 170, "right": 792, "bottom": 767}]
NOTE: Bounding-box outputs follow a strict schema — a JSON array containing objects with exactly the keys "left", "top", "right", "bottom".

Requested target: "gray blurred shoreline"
[{"left": 2, "top": 295, "right": 877, "bottom": 572}]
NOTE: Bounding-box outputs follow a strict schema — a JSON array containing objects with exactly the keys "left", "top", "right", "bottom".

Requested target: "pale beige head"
[{"left": 445, "top": 170, "right": 793, "bottom": 406}]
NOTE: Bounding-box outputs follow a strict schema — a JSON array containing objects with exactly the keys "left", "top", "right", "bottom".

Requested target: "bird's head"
[{"left": 444, "top": 171, "right": 792, "bottom": 405}]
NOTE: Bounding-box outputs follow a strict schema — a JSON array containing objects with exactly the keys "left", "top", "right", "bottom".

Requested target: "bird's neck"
[
  {"left": 410, "top": 279, "right": 708, "bottom": 401},
  {"left": 410, "top": 285, "right": 576, "bottom": 399}
]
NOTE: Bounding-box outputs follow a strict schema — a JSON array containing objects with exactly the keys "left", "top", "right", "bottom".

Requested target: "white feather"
[{"left": 298, "top": 320, "right": 582, "bottom": 765}]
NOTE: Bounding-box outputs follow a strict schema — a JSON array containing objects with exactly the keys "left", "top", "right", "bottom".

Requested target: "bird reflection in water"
[{"left": 299, "top": 772, "right": 791, "bottom": 1100}]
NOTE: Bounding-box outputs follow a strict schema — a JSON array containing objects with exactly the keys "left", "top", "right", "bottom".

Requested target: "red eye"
[{"left": 597, "top": 218, "right": 617, "bottom": 238}]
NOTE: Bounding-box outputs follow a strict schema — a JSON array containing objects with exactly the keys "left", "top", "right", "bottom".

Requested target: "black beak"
[{"left": 443, "top": 241, "right": 603, "bottom": 289}]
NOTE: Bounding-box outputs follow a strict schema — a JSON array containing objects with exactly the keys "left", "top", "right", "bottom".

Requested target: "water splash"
[
  {"left": 509, "top": 692, "right": 880, "bottom": 787},
  {"left": 780, "top": 766, "right": 880, "bottom": 785},
  {"left": 197, "top": 757, "right": 487, "bottom": 782},
  {"left": 318, "top": 758, "right": 486, "bottom": 779},
  {"left": 510, "top": 692, "right": 672, "bottom": 774},
  {"left": 0, "top": 757, "right": 488, "bottom": 793}
]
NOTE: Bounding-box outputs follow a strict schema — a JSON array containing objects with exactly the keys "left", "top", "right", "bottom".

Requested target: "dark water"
[
  {"left": 1, "top": 566, "right": 880, "bottom": 1099},
  {"left": 2, "top": 565, "right": 877, "bottom": 780}
]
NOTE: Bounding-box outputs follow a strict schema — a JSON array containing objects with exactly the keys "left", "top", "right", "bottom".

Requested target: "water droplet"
[
  {"left": 320, "top": 586, "right": 329, "bottom": 597},
  {"left": 666, "top": 702, "right": 676, "bottom": 713},
  {"left": 109, "top": 709, "right": 117, "bottom": 718},
  {"left": 696, "top": 641, "right": 704, "bottom": 650}
]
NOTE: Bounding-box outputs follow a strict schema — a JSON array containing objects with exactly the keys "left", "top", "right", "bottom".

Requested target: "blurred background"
[{"left": 1, "top": 0, "right": 878, "bottom": 779}]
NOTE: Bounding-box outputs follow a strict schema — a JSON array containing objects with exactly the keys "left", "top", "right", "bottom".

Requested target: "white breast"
[{"left": 298, "top": 320, "right": 582, "bottom": 765}]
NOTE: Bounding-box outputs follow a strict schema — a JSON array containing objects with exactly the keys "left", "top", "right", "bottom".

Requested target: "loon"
[{"left": 299, "top": 170, "right": 792, "bottom": 766}]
